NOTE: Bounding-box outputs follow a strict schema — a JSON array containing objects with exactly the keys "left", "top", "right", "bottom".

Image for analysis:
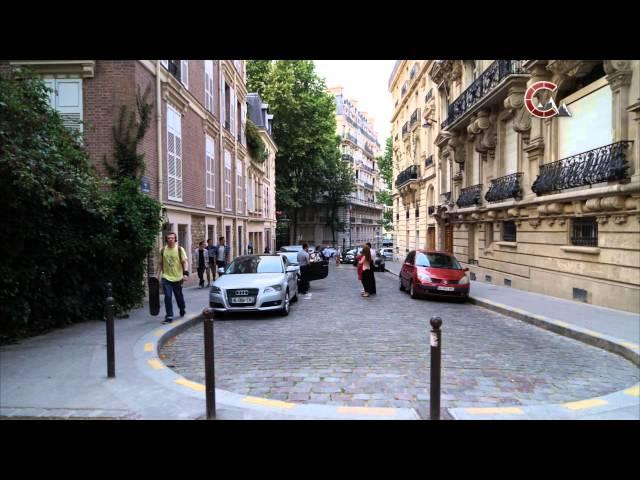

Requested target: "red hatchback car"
[{"left": 399, "top": 250, "right": 470, "bottom": 300}]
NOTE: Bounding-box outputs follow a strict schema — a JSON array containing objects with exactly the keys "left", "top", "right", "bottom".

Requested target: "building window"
[
  {"left": 247, "top": 176, "right": 254, "bottom": 212},
  {"left": 224, "top": 83, "right": 231, "bottom": 130},
  {"left": 571, "top": 217, "right": 598, "bottom": 247},
  {"left": 224, "top": 150, "right": 232, "bottom": 211},
  {"left": 43, "top": 78, "right": 83, "bottom": 132},
  {"left": 205, "top": 135, "right": 215, "bottom": 207},
  {"left": 236, "top": 159, "right": 244, "bottom": 213},
  {"left": 167, "top": 104, "right": 182, "bottom": 201},
  {"left": 502, "top": 221, "right": 516, "bottom": 242},
  {"left": 204, "top": 60, "right": 214, "bottom": 113},
  {"left": 180, "top": 60, "right": 189, "bottom": 89}
]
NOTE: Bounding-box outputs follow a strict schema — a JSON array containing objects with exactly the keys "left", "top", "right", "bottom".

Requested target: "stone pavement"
[{"left": 384, "top": 260, "right": 640, "bottom": 419}]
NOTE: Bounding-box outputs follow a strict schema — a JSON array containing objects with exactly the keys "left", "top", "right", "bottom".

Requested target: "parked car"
[
  {"left": 280, "top": 245, "right": 304, "bottom": 252},
  {"left": 373, "top": 250, "right": 386, "bottom": 272},
  {"left": 399, "top": 250, "right": 470, "bottom": 300},
  {"left": 340, "top": 248, "right": 357, "bottom": 264},
  {"left": 209, "top": 254, "right": 299, "bottom": 316},
  {"left": 380, "top": 247, "right": 394, "bottom": 260}
]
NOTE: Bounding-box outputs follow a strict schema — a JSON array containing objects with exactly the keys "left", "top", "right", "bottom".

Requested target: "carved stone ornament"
[
  {"left": 603, "top": 60, "right": 632, "bottom": 75},
  {"left": 528, "top": 218, "right": 541, "bottom": 229},
  {"left": 557, "top": 218, "right": 566, "bottom": 226},
  {"left": 584, "top": 198, "right": 602, "bottom": 212},
  {"left": 507, "top": 207, "right": 520, "bottom": 217},
  {"left": 487, "top": 210, "right": 497, "bottom": 219},
  {"left": 595, "top": 216, "right": 609, "bottom": 225},
  {"left": 448, "top": 133, "right": 466, "bottom": 165},
  {"left": 547, "top": 60, "right": 602, "bottom": 78},
  {"left": 613, "top": 215, "right": 628, "bottom": 225},
  {"left": 601, "top": 195, "right": 627, "bottom": 211}
]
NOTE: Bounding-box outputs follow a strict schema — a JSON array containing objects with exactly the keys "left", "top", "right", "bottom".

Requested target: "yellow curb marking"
[
  {"left": 621, "top": 342, "right": 640, "bottom": 351},
  {"left": 176, "top": 378, "right": 205, "bottom": 392},
  {"left": 154, "top": 329, "right": 167, "bottom": 337},
  {"left": 336, "top": 407, "right": 397, "bottom": 416},
  {"left": 144, "top": 343, "right": 154, "bottom": 352},
  {"left": 554, "top": 321, "right": 571, "bottom": 328},
  {"left": 465, "top": 407, "right": 524, "bottom": 415},
  {"left": 582, "top": 329, "right": 604, "bottom": 338},
  {"left": 147, "top": 358, "right": 165, "bottom": 370},
  {"left": 242, "top": 396, "right": 296, "bottom": 409},
  {"left": 623, "top": 386, "right": 639, "bottom": 397},
  {"left": 563, "top": 398, "right": 607, "bottom": 410}
]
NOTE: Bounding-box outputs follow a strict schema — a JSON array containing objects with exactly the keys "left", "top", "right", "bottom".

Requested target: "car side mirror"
[
  {"left": 217, "top": 268, "right": 225, "bottom": 274},
  {"left": 286, "top": 266, "right": 297, "bottom": 273},
  {"left": 464, "top": 267, "right": 469, "bottom": 272}
]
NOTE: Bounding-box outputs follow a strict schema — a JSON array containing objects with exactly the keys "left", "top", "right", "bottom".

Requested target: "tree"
[
  {"left": 246, "top": 60, "right": 341, "bottom": 242},
  {"left": 378, "top": 137, "right": 393, "bottom": 190},
  {"left": 322, "top": 136, "right": 355, "bottom": 243}
]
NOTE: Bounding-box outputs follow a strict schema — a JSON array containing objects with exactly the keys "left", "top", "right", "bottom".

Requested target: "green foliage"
[
  {"left": 0, "top": 71, "right": 161, "bottom": 343},
  {"left": 376, "top": 190, "right": 393, "bottom": 206},
  {"left": 378, "top": 137, "right": 393, "bottom": 190},
  {"left": 246, "top": 60, "right": 345, "bottom": 240},
  {"left": 322, "top": 135, "right": 356, "bottom": 241},
  {"left": 245, "top": 119, "right": 267, "bottom": 162}
]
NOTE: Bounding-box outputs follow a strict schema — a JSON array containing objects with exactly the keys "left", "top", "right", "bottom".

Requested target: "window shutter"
[
  {"left": 231, "top": 88, "right": 237, "bottom": 136},
  {"left": 54, "top": 79, "right": 83, "bottom": 132},
  {"left": 181, "top": 60, "right": 189, "bottom": 88},
  {"left": 204, "top": 60, "right": 213, "bottom": 112},
  {"left": 167, "top": 105, "right": 182, "bottom": 201},
  {"left": 206, "top": 135, "right": 215, "bottom": 207},
  {"left": 241, "top": 102, "right": 246, "bottom": 145},
  {"left": 221, "top": 81, "right": 227, "bottom": 127},
  {"left": 224, "top": 150, "right": 232, "bottom": 210}
]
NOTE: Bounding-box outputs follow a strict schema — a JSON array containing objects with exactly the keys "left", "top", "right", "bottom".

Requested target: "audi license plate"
[
  {"left": 437, "top": 286, "right": 455, "bottom": 292},
  {"left": 231, "top": 297, "right": 254, "bottom": 304}
]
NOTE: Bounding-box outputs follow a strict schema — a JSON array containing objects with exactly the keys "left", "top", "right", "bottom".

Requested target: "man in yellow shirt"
[{"left": 157, "top": 232, "right": 189, "bottom": 324}]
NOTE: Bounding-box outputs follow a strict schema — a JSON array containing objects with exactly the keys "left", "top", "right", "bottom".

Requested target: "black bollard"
[
  {"left": 203, "top": 308, "right": 216, "bottom": 419},
  {"left": 430, "top": 316, "right": 442, "bottom": 420},
  {"left": 105, "top": 282, "right": 115, "bottom": 378}
]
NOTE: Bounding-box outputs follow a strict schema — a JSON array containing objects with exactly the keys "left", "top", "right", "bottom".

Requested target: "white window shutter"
[
  {"left": 167, "top": 105, "right": 182, "bottom": 201},
  {"left": 206, "top": 135, "right": 215, "bottom": 207},
  {"left": 231, "top": 87, "right": 236, "bottom": 136},
  {"left": 241, "top": 102, "right": 246, "bottom": 145},
  {"left": 204, "top": 60, "right": 213, "bottom": 113},
  {"left": 54, "top": 79, "right": 83, "bottom": 132},
  {"left": 221, "top": 81, "right": 227, "bottom": 128},
  {"left": 181, "top": 60, "right": 189, "bottom": 88}
]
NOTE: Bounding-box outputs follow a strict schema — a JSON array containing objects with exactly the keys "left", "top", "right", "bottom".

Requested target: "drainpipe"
[{"left": 156, "top": 60, "right": 164, "bottom": 253}]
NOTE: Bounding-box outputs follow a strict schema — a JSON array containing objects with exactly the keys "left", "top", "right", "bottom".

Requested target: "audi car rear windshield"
[
  {"left": 415, "top": 252, "right": 462, "bottom": 269},
  {"left": 225, "top": 256, "right": 284, "bottom": 274}
]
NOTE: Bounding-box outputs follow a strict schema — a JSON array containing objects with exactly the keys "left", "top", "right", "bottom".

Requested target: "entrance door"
[
  {"left": 468, "top": 224, "right": 475, "bottom": 264},
  {"left": 427, "top": 227, "right": 435, "bottom": 250},
  {"left": 444, "top": 225, "right": 453, "bottom": 254}
]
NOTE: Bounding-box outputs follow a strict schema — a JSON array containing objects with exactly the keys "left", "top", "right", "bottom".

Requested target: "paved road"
[{"left": 161, "top": 262, "right": 639, "bottom": 410}]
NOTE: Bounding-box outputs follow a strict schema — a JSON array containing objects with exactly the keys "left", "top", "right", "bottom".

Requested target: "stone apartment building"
[
  {"left": 390, "top": 59, "right": 640, "bottom": 313},
  {"left": 6, "top": 59, "right": 277, "bottom": 277}
]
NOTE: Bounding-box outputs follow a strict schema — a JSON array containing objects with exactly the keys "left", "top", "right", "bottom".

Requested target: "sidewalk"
[
  {"left": 384, "top": 260, "right": 640, "bottom": 419},
  {"left": 0, "top": 281, "right": 416, "bottom": 420}
]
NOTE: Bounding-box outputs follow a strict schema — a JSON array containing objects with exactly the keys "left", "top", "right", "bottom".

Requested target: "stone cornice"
[{"left": 10, "top": 60, "right": 96, "bottom": 78}]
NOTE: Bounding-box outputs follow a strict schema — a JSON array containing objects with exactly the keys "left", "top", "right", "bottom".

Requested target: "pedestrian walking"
[
  {"left": 366, "top": 242, "right": 376, "bottom": 259},
  {"left": 356, "top": 247, "right": 364, "bottom": 293},
  {"left": 193, "top": 241, "right": 210, "bottom": 289},
  {"left": 359, "top": 245, "right": 376, "bottom": 297},
  {"left": 248, "top": 242, "right": 254, "bottom": 254},
  {"left": 205, "top": 238, "right": 215, "bottom": 287},
  {"left": 264, "top": 245, "right": 271, "bottom": 254},
  {"left": 212, "top": 236, "right": 230, "bottom": 278},
  {"left": 157, "top": 232, "right": 188, "bottom": 324},
  {"left": 297, "top": 242, "right": 310, "bottom": 294}
]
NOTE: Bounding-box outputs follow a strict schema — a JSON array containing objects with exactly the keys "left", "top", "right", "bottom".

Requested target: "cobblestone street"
[{"left": 161, "top": 262, "right": 639, "bottom": 410}]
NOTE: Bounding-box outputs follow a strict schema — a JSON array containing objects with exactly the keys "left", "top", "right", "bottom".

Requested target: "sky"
[{"left": 313, "top": 60, "right": 397, "bottom": 144}]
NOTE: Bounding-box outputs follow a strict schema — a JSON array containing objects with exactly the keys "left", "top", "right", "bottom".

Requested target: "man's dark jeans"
[
  {"left": 162, "top": 278, "right": 186, "bottom": 320},
  {"left": 299, "top": 265, "right": 310, "bottom": 294}
]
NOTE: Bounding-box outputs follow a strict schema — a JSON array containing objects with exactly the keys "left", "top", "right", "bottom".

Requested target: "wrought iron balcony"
[
  {"left": 440, "top": 191, "right": 452, "bottom": 204},
  {"left": 485, "top": 172, "right": 523, "bottom": 203},
  {"left": 363, "top": 182, "right": 374, "bottom": 190},
  {"left": 425, "top": 88, "right": 433, "bottom": 103},
  {"left": 456, "top": 184, "right": 483, "bottom": 208},
  {"left": 395, "top": 164, "right": 419, "bottom": 188},
  {"left": 364, "top": 144, "right": 374, "bottom": 154},
  {"left": 428, "top": 206, "right": 435, "bottom": 216},
  {"left": 441, "top": 60, "right": 526, "bottom": 129},
  {"left": 342, "top": 154, "right": 353, "bottom": 162},
  {"left": 410, "top": 64, "right": 418, "bottom": 81},
  {"left": 425, "top": 155, "right": 434, "bottom": 168},
  {"left": 409, "top": 109, "right": 420, "bottom": 129},
  {"left": 531, "top": 141, "right": 633, "bottom": 196},
  {"left": 402, "top": 122, "right": 409, "bottom": 138}
]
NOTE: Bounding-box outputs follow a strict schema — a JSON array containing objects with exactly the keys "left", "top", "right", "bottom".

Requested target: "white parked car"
[
  {"left": 210, "top": 255, "right": 299, "bottom": 316},
  {"left": 380, "top": 247, "right": 394, "bottom": 260}
]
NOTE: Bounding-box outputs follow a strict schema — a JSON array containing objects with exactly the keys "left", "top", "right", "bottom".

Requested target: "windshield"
[
  {"left": 226, "top": 256, "right": 284, "bottom": 274},
  {"left": 415, "top": 252, "right": 462, "bottom": 269},
  {"left": 280, "top": 252, "right": 298, "bottom": 264}
]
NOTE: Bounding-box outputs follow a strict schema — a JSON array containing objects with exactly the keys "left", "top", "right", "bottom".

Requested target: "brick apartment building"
[{"left": 5, "top": 60, "right": 277, "bottom": 277}]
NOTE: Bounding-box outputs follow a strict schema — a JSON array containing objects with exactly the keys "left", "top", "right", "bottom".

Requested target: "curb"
[
  {"left": 385, "top": 266, "right": 640, "bottom": 420},
  {"left": 142, "top": 314, "right": 420, "bottom": 420}
]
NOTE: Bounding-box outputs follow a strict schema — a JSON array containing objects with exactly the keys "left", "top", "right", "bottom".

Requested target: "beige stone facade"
[{"left": 390, "top": 59, "right": 640, "bottom": 313}]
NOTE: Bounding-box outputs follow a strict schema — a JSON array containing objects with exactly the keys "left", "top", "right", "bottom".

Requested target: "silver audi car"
[{"left": 209, "top": 254, "right": 299, "bottom": 316}]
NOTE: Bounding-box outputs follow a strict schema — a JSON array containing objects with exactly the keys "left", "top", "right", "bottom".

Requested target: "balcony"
[
  {"left": 425, "top": 89, "right": 433, "bottom": 103},
  {"left": 409, "top": 64, "right": 418, "bottom": 81},
  {"left": 456, "top": 184, "right": 483, "bottom": 208},
  {"left": 428, "top": 206, "right": 435, "bottom": 216},
  {"left": 424, "top": 154, "right": 434, "bottom": 168},
  {"left": 395, "top": 164, "right": 419, "bottom": 189},
  {"left": 531, "top": 141, "right": 633, "bottom": 196},
  {"left": 441, "top": 60, "right": 527, "bottom": 130},
  {"left": 342, "top": 154, "right": 354, "bottom": 162},
  {"left": 485, "top": 172, "right": 523, "bottom": 203},
  {"left": 409, "top": 109, "right": 420, "bottom": 130},
  {"left": 364, "top": 144, "right": 374, "bottom": 155},
  {"left": 401, "top": 122, "right": 409, "bottom": 138},
  {"left": 363, "top": 182, "right": 374, "bottom": 190}
]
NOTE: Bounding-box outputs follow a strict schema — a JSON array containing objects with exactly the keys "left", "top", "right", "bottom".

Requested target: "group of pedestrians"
[{"left": 356, "top": 242, "right": 377, "bottom": 298}]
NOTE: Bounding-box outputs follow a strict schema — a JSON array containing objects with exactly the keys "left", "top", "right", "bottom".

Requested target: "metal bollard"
[
  {"left": 105, "top": 282, "right": 115, "bottom": 378},
  {"left": 430, "top": 316, "right": 442, "bottom": 420},
  {"left": 203, "top": 308, "right": 216, "bottom": 419}
]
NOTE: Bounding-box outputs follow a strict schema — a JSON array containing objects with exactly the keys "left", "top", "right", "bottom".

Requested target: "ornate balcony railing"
[
  {"left": 402, "top": 122, "right": 409, "bottom": 138},
  {"left": 395, "top": 164, "right": 419, "bottom": 188},
  {"left": 456, "top": 184, "right": 483, "bottom": 208},
  {"left": 425, "top": 88, "right": 433, "bottom": 103},
  {"left": 425, "top": 154, "right": 434, "bottom": 168},
  {"left": 409, "top": 109, "right": 420, "bottom": 129},
  {"left": 440, "top": 191, "right": 452, "bottom": 204},
  {"left": 342, "top": 154, "right": 353, "bottom": 162},
  {"left": 428, "top": 206, "right": 435, "bottom": 216},
  {"left": 344, "top": 133, "right": 358, "bottom": 145},
  {"left": 364, "top": 144, "right": 374, "bottom": 154},
  {"left": 531, "top": 141, "right": 633, "bottom": 195},
  {"left": 485, "top": 172, "right": 523, "bottom": 203},
  {"left": 363, "top": 182, "right": 374, "bottom": 190},
  {"left": 441, "top": 60, "right": 526, "bottom": 129}
]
